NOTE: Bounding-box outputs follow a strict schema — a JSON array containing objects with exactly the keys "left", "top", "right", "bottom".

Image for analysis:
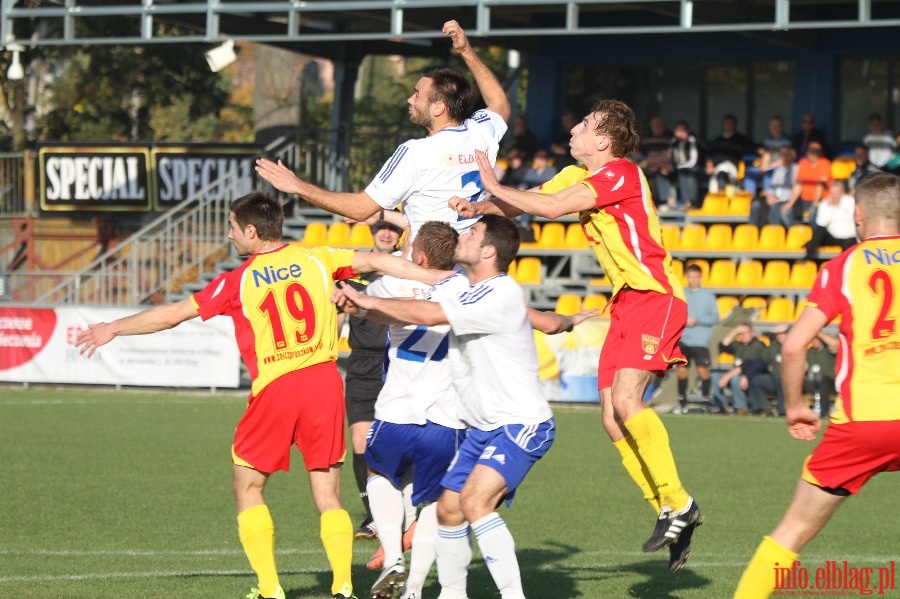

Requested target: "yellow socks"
[
  {"left": 320, "top": 508, "right": 354, "bottom": 596},
  {"left": 623, "top": 408, "right": 690, "bottom": 511},
  {"left": 734, "top": 535, "right": 799, "bottom": 599},
  {"left": 613, "top": 436, "right": 661, "bottom": 513},
  {"left": 237, "top": 504, "right": 279, "bottom": 598}
]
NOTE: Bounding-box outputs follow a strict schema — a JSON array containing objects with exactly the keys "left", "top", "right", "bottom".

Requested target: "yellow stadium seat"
[
  {"left": 537, "top": 222, "right": 566, "bottom": 249},
  {"left": 696, "top": 192, "right": 728, "bottom": 215},
  {"left": 349, "top": 223, "right": 374, "bottom": 247},
  {"left": 582, "top": 293, "right": 608, "bottom": 313},
  {"left": 686, "top": 259, "right": 709, "bottom": 281},
  {"left": 670, "top": 258, "right": 684, "bottom": 283},
  {"left": 337, "top": 335, "right": 351, "bottom": 353},
  {"left": 764, "top": 297, "right": 795, "bottom": 322},
  {"left": 565, "top": 223, "right": 588, "bottom": 249},
  {"left": 742, "top": 296, "right": 768, "bottom": 319},
  {"left": 731, "top": 224, "right": 760, "bottom": 251},
  {"left": 717, "top": 351, "right": 736, "bottom": 365},
  {"left": 831, "top": 156, "right": 856, "bottom": 181},
  {"left": 733, "top": 260, "right": 763, "bottom": 288},
  {"left": 325, "top": 222, "right": 351, "bottom": 246},
  {"left": 520, "top": 224, "right": 542, "bottom": 250},
  {"left": 785, "top": 225, "right": 813, "bottom": 250},
  {"left": 762, "top": 260, "right": 791, "bottom": 288},
  {"left": 299, "top": 222, "right": 328, "bottom": 246},
  {"left": 716, "top": 295, "right": 740, "bottom": 319},
  {"left": 661, "top": 223, "right": 680, "bottom": 250},
  {"left": 507, "top": 260, "right": 518, "bottom": 280},
  {"left": 758, "top": 224, "right": 787, "bottom": 251},
  {"left": 789, "top": 260, "right": 818, "bottom": 288},
  {"left": 794, "top": 299, "right": 812, "bottom": 320},
  {"left": 705, "top": 224, "right": 733, "bottom": 251},
  {"left": 513, "top": 257, "right": 542, "bottom": 285},
  {"left": 728, "top": 192, "right": 753, "bottom": 216},
  {"left": 708, "top": 259, "right": 736, "bottom": 287},
  {"left": 554, "top": 293, "right": 582, "bottom": 315},
  {"left": 679, "top": 224, "right": 707, "bottom": 250}
]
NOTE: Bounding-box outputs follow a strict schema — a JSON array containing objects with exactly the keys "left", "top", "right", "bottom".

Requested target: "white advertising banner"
[{"left": 0, "top": 306, "right": 240, "bottom": 388}]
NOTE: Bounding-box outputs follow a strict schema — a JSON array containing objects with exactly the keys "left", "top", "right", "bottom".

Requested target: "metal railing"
[
  {"left": 31, "top": 170, "right": 248, "bottom": 307},
  {"left": 0, "top": 152, "right": 26, "bottom": 216}
]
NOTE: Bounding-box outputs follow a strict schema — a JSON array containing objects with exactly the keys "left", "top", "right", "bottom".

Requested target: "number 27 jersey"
[{"left": 806, "top": 235, "right": 900, "bottom": 422}]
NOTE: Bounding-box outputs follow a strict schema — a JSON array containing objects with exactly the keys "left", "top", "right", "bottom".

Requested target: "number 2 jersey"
[
  {"left": 190, "top": 244, "right": 358, "bottom": 396},
  {"left": 366, "top": 273, "right": 463, "bottom": 429},
  {"left": 364, "top": 109, "right": 508, "bottom": 241},
  {"left": 806, "top": 235, "right": 900, "bottom": 423}
]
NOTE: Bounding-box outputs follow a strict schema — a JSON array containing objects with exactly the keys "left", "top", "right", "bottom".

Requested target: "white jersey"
[
  {"left": 364, "top": 110, "right": 508, "bottom": 241},
  {"left": 435, "top": 272, "right": 554, "bottom": 430},
  {"left": 368, "top": 274, "right": 463, "bottom": 429}
]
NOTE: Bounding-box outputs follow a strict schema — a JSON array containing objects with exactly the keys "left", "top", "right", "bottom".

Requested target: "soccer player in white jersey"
[
  {"left": 255, "top": 20, "right": 510, "bottom": 242},
  {"left": 334, "top": 215, "right": 558, "bottom": 599}
]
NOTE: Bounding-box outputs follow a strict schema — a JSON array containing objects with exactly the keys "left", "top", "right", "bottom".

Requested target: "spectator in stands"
[
  {"left": 671, "top": 121, "right": 703, "bottom": 208},
  {"left": 521, "top": 149, "right": 558, "bottom": 189},
  {"left": 803, "top": 179, "right": 858, "bottom": 260},
  {"left": 756, "top": 147, "right": 798, "bottom": 227},
  {"left": 639, "top": 116, "right": 676, "bottom": 211},
  {"left": 883, "top": 134, "right": 900, "bottom": 175},
  {"left": 804, "top": 330, "right": 838, "bottom": 417},
  {"left": 550, "top": 110, "right": 580, "bottom": 170},
  {"left": 786, "top": 140, "right": 831, "bottom": 225},
  {"left": 792, "top": 112, "right": 832, "bottom": 159},
  {"left": 848, "top": 144, "right": 883, "bottom": 193},
  {"left": 753, "top": 116, "right": 794, "bottom": 196},
  {"left": 705, "top": 114, "right": 758, "bottom": 194},
  {"left": 713, "top": 323, "right": 768, "bottom": 416},
  {"left": 862, "top": 113, "right": 896, "bottom": 168},
  {"left": 673, "top": 263, "right": 720, "bottom": 413},
  {"left": 509, "top": 114, "right": 539, "bottom": 162},
  {"left": 748, "top": 324, "right": 789, "bottom": 417},
  {"left": 499, "top": 148, "right": 530, "bottom": 190}
]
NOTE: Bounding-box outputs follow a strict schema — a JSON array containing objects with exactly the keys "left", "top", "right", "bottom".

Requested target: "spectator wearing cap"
[{"left": 748, "top": 324, "right": 790, "bottom": 417}]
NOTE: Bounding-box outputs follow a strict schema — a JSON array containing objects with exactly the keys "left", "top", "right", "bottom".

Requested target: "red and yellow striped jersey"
[
  {"left": 540, "top": 161, "right": 684, "bottom": 300},
  {"left": 806, "top": 235, "right": 900, "bottom": 422},
  {"left": 191, "top": 244, "right": 358, "bottom": 395}
]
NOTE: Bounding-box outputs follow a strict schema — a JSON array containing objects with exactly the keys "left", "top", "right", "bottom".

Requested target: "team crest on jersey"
[
  {"left": 445, "top": 154, "right": 458, "bottom": 166},
  {"left": 604, "top": 170, "right": 616, "bottom": 179},
  {"left": 641, "top": 334, "right": 660, "bottom": 355}
]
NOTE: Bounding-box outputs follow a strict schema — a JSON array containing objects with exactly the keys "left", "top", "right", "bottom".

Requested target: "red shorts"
[
  {"left": 598, "top": 289, "right": 687, "bottom": 389},
  {"left": 802, "top": 420, "right": 900, "bottom": 495},
  {"left": 233, "top": 361, "right": 346, "bottom": 473}
]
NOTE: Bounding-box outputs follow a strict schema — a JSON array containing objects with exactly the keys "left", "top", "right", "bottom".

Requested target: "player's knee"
[{"left": 437, "top": 494, "right": 465, "bottom": 526}]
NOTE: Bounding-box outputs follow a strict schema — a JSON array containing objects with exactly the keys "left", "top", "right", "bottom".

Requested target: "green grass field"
[{"left": 1, "top": 387, "right": 897, "bottom": 599}]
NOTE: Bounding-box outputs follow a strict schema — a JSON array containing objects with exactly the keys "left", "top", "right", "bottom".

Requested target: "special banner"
[
  {"left": 38, "top": 143, "right": 261, "bottom": 212},
  {"left": 0, "top": 306, "right": 240, "bottom": 388}
]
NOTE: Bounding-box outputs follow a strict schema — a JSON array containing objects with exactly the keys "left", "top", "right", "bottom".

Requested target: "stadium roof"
[{"left": 3, "top": 0, "right": 900, "bottom": 59}]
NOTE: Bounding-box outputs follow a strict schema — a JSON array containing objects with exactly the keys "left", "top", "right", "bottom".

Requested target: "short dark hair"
[
  {"left": 422, "top": 65, "right": 474, "bottom": 123},
  {"left": 723, "top": 114, "right": 738, "bottom": 124},
  {"left": 590, "top": 99, "right": 640, "bottom": 158},
  {"left": 479, "top": 215, "right": 520, "bottom": 273},
  {"left": 230, "top": 192, "right": 283, "bottom": 241},
  {"left": 685, "top": 263, "right": 703, "bottom": 275},
  {"left": 414, "top": 221, "right": 459, "bottom": 270}
]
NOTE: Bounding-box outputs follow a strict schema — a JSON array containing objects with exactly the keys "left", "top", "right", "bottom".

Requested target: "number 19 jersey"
[{"left": 191, "top": 244, "right": 358, "bottom": 396}]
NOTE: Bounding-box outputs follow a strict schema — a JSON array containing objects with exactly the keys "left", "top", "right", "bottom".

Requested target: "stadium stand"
[
  {"left": 349, "top": 223, "right": 374, "bottom": 247},
  {"left": 554, "top": 293, "right": 582, "bottom": 315},
  {"left": 764, "top": 297, "right": 795, "bottom": 322},
  {"left": 299, "top": 222, "right": 328, "bottom": 246},
  {"left": 731, "top": 224, "right": 760, "bottom": 251},
  {"left": 325, "top": 222, "right": 351, "bottom": 246},
  {"left": 582, "top": 293, "right": 608, "bottom": 313}
]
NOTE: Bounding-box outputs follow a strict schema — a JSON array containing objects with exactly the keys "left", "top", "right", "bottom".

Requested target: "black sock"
[
  {"left": 701, "top": 378, "right": 711, "bottom": 397},
  {"left": 352, "top": 452, "right": 371, "bottom": 520},
  {"left": 677, "top": 378, "right": 688, "bottom": 404}
]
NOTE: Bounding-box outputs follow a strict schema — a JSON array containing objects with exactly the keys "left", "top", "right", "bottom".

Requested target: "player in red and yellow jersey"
[
  {"left": 450, "top": 99, "right": 699, "bottom": 573},
  {"left": 735, "top": 172, "right": 900, "bottom": 598},
  {"left": 76, "top": 191, "right": 448, "bottom": 599}
]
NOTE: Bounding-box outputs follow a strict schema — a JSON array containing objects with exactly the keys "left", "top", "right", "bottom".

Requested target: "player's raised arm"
[
  {"left": 255, "top": 158, "right": 381, "bottom": 222},
  {"left": 443, "top": 20, "right": 510, "bottom": 123},
  {"left": 528, "top": 307, "right": 601, "bottom": 335},
  {"left": 334, "top": 281, "right": 448, "bottom": 327},
  {"left": 351, "top": 250, "right": 454, "bottom": 286}
]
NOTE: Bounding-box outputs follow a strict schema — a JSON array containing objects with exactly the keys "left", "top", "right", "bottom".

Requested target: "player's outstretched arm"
[
  {"left": 473, "top": 150, "right": 592, "bottom": 219},
  {"left": 76, "top": 298, "right": 199, "bottom": 358},
  {"left": 528, "top": 307, "right": 601, "bottom": 335},
  {"left": 448, "top": 195, "right": 521, "bottom": 219},
  {"left": 255, "top": 158, "right": 381, "bottom": 222},
  {"left": 334, "top": 282, "right": 448, "bottom": 326},
  {"left": 444, "top": 20, "right": 510, "bottom": 122},
  {"left": 351, "top": 251, "right": 454, "bottom": 286}
]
